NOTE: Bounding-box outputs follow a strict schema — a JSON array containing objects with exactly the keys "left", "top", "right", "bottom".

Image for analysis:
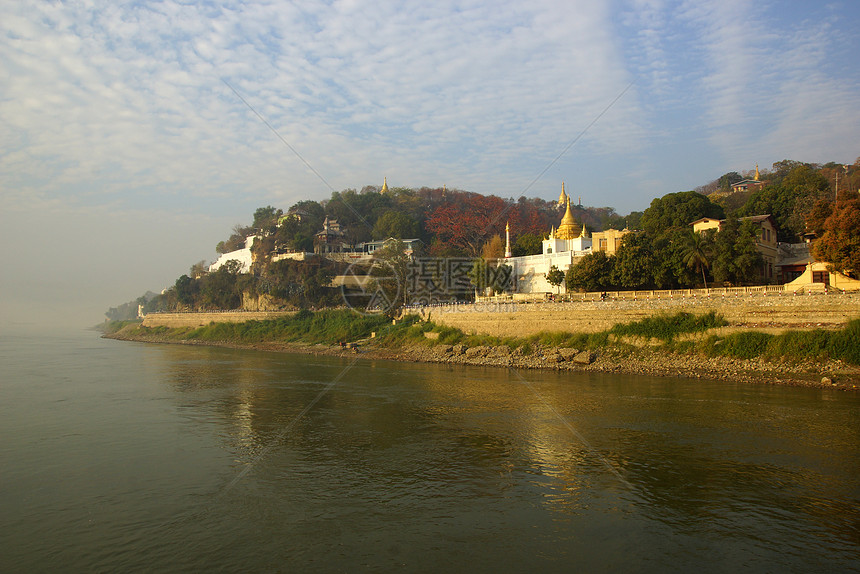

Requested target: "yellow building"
[
  {"left": 591, "top": 228, "right": 631, "bottom": 256},
  {"left": 785, "top": 261, "right": 860, "bottom": 292}
]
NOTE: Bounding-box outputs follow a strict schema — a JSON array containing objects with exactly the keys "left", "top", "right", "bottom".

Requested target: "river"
[{"left": 1, "top": 328, "right": 858, "bottom": 572}]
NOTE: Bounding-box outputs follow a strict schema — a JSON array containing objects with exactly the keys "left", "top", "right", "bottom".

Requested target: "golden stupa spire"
[
  {"left": 754, "top": 164, "right": 760, "bottom": 181},
  {"left": 557, "top": 182, "right": 568, "bottom": 206},
  {"left": 381, "top": 177, "right": 389, "bottom": 194},
  {"left": 556, "top": 196, "right": 583, "bottom": 240}
]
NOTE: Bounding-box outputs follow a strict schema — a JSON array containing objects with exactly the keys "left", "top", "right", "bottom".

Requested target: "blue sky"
[{"left": 1, "top": 0, "right": 859, "bottom": 328}]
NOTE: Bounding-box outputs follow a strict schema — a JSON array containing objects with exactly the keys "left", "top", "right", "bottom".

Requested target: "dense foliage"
[
  {"left": 565, "top": 192, "right": 764, "bottom": 291},
  {"left": 812, "top": 198, "right": 860, "bottom": 278}
]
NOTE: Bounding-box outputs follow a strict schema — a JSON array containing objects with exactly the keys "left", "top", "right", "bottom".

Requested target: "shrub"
[
  {"left": 715, "top": 331, "right": 772, "bottom": 359},
  {"left": 765, "top": 329, "right": 831, "bottom": 362},
  {"left": 826, "top": 319, "right": 860, "bottom": 365},
  {"left": 610, "top": 311, "right": 727, "bottom": 341}
]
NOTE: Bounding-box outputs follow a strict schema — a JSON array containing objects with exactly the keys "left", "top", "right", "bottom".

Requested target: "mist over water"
[{"left": 2, "top": 329, "right": 859, "bottom": 572}]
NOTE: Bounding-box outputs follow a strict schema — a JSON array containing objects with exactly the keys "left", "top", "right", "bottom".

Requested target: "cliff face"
[{"left": 241, "top": 292, "right": 284, "bottom": 312}]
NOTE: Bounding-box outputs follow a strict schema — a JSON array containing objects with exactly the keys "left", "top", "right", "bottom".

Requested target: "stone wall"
[
  {"left": 142, "top": 311, "right": 294, "bottom": 329},
  {"left": 421, "top": 292, "right": 860, "bottom": 337}
]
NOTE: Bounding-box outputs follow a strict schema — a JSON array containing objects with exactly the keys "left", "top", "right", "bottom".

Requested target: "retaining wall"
[
  {"left": 142, "top": 311, "right": 294, "bottom": 329},
  {"left": 420, "top": 292, "right": 860, "bottom": 337}
]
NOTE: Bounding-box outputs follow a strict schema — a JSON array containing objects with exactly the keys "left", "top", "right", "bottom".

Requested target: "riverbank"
[{"left": 102, "top": 312, "right": 860, "bottom": 390}]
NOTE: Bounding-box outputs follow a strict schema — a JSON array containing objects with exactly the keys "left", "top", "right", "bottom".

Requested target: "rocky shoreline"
[{"left": 104, "top": 330, "right": 860, "bottom": 391}]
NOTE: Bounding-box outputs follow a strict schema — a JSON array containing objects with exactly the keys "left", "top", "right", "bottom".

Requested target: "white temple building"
[
  {"left": 505, "top": 186, "right": 593, "bottom": 294},
  {"left": 209, "top": 235, "right": 258, "bottom": 273}
]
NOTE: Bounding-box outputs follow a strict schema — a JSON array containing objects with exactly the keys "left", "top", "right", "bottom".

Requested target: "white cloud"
[{"left": 2, "top": 0, "right": 645, "bottom": 211}]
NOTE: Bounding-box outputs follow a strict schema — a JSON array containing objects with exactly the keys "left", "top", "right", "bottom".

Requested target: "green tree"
[
  {"left": 372, "top": 211, "right": 419, "bottom": 240},
  {"left": 189, "top": 260, "right": 208, "bottom": 279},
  {"left": 640, "top": 191, "right": 724, "bottom": 236},
  {"left": 650, "top": 228, "right": 699, "bottom": 288},
  {"left": 275, "top": 200, "right": 326, "bottom": 253},
  {"left": 680, "top": 231, "right": 713, "bottom": 288},
  {"left": 738, "top": 164, "right": 830, "bottom": 242},
  {"left": 267, "top": 259, "right": 335, "bottom": 307},
  {"left": 611, "top": 232, "right": 654, "bottom": 289},
  {"left": 512, "top": 233, "right": 543, "bottom": 256},
  {"left": 291, "top": 233, "right": 315, "bottom": 253},
  {"left": 468, "top": 257, "right": 490, "bottom": 297},
  {"left": 624, "top": 211, "right": 644, "bottom": 231},
  {"left": 325, "top": 188, "right": 390, "bottom": 245},
  {"left": 199, "top": 262, "right": 243, "bottom": 310},
  {"left": 718, "top": 171, "right": 744, "bottom": 192},
  {"left": 733, "top": 220, "right": 764, "bottom": 284},
  {"left": 565, "top": 251, "right": 614, "bottom": 292},
  {"left": 252, "top": 205, "right": 283, "bottom": 233},
  {"left": 174, "top": 274, "right": 197, "bottom": 308},
  {"left": 289, "top": 200, "right": 326, "bottom": 227},
  {"left": 711, "top": 219, "right": 762, "bottom": 285},
  {"left": 546, "top": 265, "right": 565, "bottom": 294}
]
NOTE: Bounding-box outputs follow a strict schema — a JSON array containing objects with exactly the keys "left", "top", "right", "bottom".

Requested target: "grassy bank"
[
  {"left": 108, "top": 309, "right": 403, "bottom": 345},
  {"left": 105, "top": 310, "right": 860, "bottom": 367}
]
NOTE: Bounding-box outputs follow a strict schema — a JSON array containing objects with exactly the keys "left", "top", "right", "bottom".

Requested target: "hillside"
[{"left": 108, "top": 158, "right": 859, "bottom": 318}]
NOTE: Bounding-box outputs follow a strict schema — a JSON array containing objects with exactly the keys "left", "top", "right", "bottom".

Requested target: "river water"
[{"left": 1, "top": 329, "right": 859, "bottom": 573}]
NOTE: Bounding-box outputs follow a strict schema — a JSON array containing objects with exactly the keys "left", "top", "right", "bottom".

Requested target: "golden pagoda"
[
  {"left": 380, "top": 177, "right": 389, "bottom": 194},
  {"left": 555, "top": 197, "right": 583, "bottom": 240},
  {"left": 557, "top": 182, "right": 568, "bottom": 207},
  {"left": 754, "top": 164, "right": 760, "bottom": 181}
]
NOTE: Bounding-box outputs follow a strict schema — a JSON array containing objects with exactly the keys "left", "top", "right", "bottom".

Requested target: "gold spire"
[
  {"left": 556, "top": 197, "right": 582, "bottom": 240},
  {"left": 381, "top": 177, "right": 389, "bottom": 194},
  {"left": 557, "top": 182, "right": 568, "bottom": 206},
  {"left": 754, "top": 164, "right": 760, "bottom": 181}
]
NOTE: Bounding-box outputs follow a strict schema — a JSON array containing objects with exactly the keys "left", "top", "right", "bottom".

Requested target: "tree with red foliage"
[
  {"left": 813, "top": 198, "right": 860, "bottom": 278},
  {"left": 424, "top": 192, "right": 509, "bottom": 255}
]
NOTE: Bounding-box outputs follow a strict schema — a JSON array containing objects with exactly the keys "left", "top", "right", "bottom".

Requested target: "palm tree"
[{"left": 681, "top": 232, "right": 712, "bottom": 288}]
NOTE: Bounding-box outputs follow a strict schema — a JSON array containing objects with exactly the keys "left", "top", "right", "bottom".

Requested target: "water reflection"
[{"left": 148, "top": 344, "right": 860, "bottom": 571}]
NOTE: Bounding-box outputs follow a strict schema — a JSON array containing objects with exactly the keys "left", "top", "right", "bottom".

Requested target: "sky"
[{"left": 2, "top": 0, "right": 859, "bottom": 329}]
